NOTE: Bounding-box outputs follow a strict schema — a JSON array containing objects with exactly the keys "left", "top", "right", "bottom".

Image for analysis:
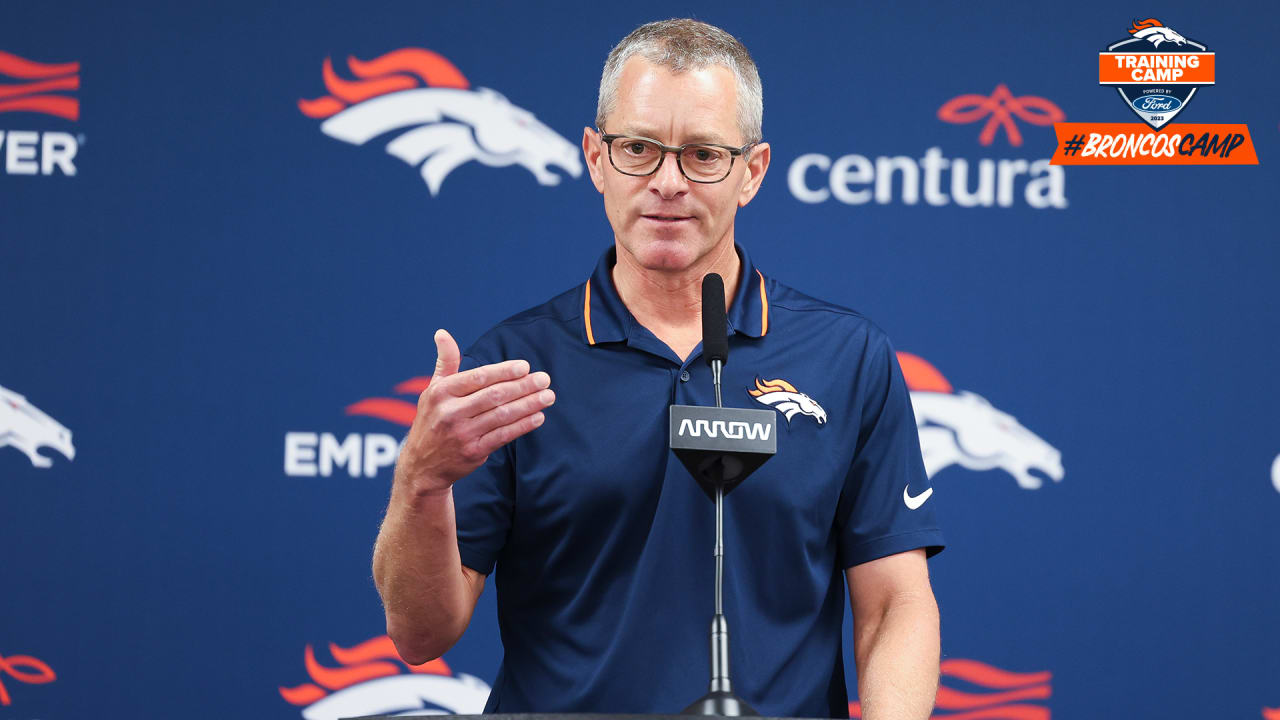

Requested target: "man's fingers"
[
  {"left": 472, "top": 409, "right": 547, "bottom": 457},
  {"left": 433, "top": 329, "right": 462, "bottom": 378},
  {"left": 454, "top": 372, "right": 551, "bottom": 416},
  {"left": 445, "top": 359, "right": 532, "bottom": 397},
  {"left": 465, "top": 387, "right": 555, "bottom": 437}
]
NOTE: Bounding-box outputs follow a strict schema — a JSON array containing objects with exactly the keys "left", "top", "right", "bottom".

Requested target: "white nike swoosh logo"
[{"left": 903, "top": 486, "right": 933, "bottom": 510}]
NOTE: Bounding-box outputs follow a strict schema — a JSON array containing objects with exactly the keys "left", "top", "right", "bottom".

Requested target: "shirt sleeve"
[
  {"left": 836, "top": 332, "right": 945, "bottom": 568},
  {"left": 451, "top": 352, "right": 516, "bottom": 576}
]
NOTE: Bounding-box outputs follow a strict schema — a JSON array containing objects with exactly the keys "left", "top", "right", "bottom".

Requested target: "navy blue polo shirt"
[{"left": 454, "top": 244, "right": 943, "bottom": 717}]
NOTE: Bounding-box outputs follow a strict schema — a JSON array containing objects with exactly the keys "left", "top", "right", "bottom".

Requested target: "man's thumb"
[{"left": 433, "top": 329, "right": 461, "bottom": 377}]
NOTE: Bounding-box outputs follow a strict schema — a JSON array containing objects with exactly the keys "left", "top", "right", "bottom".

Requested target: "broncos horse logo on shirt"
[
  {"left": 748, "top": 377, "right": 827, "bottom": 425},
  {"left": 300, "top": 48, "right": 582, "bottom": 195}
]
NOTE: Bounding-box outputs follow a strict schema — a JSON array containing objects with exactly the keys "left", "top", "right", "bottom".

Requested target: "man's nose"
[{"left": 648, "top": 152, "right": 689, "bottom": 199}]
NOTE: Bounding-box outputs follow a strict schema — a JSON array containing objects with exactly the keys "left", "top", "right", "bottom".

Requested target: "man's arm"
[
  {"left": 373, "top": 483, "right": 486, "bottom": 664},
  {"left": 373, "top": 329, "right": 555, "bottom": 664},
  {"left": 846, "top": 548, "right": 940, "bottom": 720}
]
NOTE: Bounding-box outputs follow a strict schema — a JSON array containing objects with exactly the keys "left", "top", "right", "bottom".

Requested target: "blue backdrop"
[{"left": 4, "top": 2, "right": 1277, "bottom": 718}]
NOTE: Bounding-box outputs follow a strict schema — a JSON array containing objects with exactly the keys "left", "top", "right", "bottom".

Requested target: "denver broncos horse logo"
[
  {"left": 279, "top": 635, "right": 490, "bottom": 720},
  {"left": 300, "top": 49, "right": 582, "bottom": 195},
  {"left": 898, "top": 353, "right": 1063, "bottom": 490},
  {"left": 0, "top": 384, "right": 75, "bottom": 468},
  {"left": 749, "top": 377, "right": 827, "bottom": 425},
  {"left": 1128, "top": 18, "right": 1188, "bottom": 48},
  {"left": 849, "top": 658, "right": 1052, "bottom": 719}
]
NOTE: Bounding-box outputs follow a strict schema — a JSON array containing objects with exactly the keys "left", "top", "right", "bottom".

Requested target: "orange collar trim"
[
  {"left": 757, "top": 269, "right": 769, "bottom": 336},
  {"left": 584, "top": 278, "right": 596, "bottom": 345}
]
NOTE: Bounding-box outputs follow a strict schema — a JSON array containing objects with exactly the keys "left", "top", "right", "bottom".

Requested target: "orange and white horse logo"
[
  {"left": 898, "top": 353, "right": 1063, "bottom": 490},
  {"left": 850, "top": 658, "right": 1051, "bottom": 719},
  {"left": 748, "top": 377, "right": 827, "bottom": 425},
  {"left": 1128, "top": 18, "right": 1188, "bottom": 48},
  {"left": 279, "top": 636, "right": 490, "bottom": 719},
  {"left": 300, "top": 48, "right": 582, "bottom": 195}
]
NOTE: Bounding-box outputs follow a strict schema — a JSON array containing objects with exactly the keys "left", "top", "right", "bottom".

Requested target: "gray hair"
[{"left": 595, "top": 19, "right": 763, "bottom": 144}]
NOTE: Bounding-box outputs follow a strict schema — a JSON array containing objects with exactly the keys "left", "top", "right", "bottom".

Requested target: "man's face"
[{"left": 583, "top": 57, "right": 770, "bottom": 273}]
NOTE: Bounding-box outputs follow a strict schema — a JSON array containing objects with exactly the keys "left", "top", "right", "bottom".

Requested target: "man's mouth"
[{"left": 642, "top": 214, "right": 694, "bottom": 223}]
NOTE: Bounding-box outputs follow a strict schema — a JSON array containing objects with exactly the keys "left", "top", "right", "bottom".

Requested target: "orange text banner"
[
  {"left": 1099, "top": 53, "right": 1215, "bottom": 84},
  {"left": 1050, "top": 122, "right": 1257, "bottom": 165}
]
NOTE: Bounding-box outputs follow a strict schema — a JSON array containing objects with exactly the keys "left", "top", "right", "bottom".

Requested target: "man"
[{"left": 373, "top": 19, "right": 943, "bottom": 720}]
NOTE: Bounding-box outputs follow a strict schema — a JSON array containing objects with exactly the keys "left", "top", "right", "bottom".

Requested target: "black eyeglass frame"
[{"left": 598, "top": 130, "right": 757, "bottom": 184}]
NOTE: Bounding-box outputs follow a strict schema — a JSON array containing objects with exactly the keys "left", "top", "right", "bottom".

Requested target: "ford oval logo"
[{"left": 1132, "top": 95, "right": 1182, "bottom": 113}]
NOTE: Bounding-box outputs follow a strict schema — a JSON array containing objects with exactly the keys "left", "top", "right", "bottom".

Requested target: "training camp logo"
[
  {"left": 1051, "top": 19, "right": 1252, "bottom": 166},
  {"left": 849, "top": 658, "right": 1051, "bottom": 719},
  {"left": 748, "top": 377, "right": 827, "bottom": 425},
  {"left": 300, "top": 48, "right": 582, "bottom": 196},
  {"left": 1, "top": 384, "right": 75, "bottom": 468},
  {"left": 1102, "top": 19, "right": 1211, "bottom": 130},
  {"left": 0, "top": 51, "right": 80, "bottom": 177},
  {"left": 788, "top": 85, "right": 1066, "bottom": 209},
  {"left": 283, "top": 377, "right": 425, "bottom": 478},
  {"left": 0, "top": 650, "right": 56, "bottom": 708},
  {"left": 279, "top": 635, "right": 489, "bottom": 720},
  {"left": 1271, "top": 452, "right": 1279, "bottom": 495},
  {"left": 897, "top": 353, "right": 1063, "bottom": 490}
]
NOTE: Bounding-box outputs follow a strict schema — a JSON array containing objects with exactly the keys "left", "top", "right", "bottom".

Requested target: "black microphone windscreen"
[{"left": 702, "top": 273, "right": 729, "bottom": 366}]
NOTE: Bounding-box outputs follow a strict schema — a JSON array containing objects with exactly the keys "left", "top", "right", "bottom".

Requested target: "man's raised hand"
[{"left": 396, "top": 329, "right": 554, "bottom": 495}]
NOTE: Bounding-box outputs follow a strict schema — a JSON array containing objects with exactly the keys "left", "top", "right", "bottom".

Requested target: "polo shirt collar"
[{"left": 582, "top": 243, "right": 771, "bottom": 347}]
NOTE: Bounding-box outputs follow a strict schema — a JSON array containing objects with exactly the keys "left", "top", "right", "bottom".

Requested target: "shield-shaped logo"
[{"left": 1099, "top": 19, "right": 1214, "bottom": 130}]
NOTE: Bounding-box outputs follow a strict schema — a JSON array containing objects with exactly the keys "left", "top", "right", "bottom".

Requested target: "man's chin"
[{"left": 624, "top": 239, "right": 703, "bottom": 272}]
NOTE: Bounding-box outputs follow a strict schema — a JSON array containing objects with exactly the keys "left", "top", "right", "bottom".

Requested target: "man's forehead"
[{"left": 609, "top": 57, "right": 740, "bottom": 144}]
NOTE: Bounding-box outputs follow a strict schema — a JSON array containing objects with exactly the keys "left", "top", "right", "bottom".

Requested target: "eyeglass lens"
[{"left": 609, "top": 137, "right": 732, "bottom": 182}]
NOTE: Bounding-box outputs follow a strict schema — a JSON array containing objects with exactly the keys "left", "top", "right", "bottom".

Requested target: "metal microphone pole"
[
  {"left": 682, "top": 356, "right": 756, "bottom": 716},
  {"left": 710, "top": 358, "right": 729, "bottom": 696},
  {"left": 680, "top": 273, "right": 762, "bottom": 716}
]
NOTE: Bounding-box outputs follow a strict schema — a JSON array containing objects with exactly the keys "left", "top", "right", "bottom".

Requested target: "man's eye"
[
  {"left": 688, "top": 147, "right": 721, "bottom": 163},
  {"left": 626, "top": 143, "right": 649, "bottom": 154}
]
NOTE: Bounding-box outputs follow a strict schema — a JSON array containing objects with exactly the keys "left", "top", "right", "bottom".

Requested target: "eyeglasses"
[{"left": 599, "top": 131, "right": 756, "bottom": 184}]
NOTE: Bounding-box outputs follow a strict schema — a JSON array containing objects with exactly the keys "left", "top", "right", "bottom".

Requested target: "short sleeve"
[
  {"left": 451, "top": 352, "right": 516, "bottom": 576},
  {"left": 836, "top": 333, "right": 945, "bottom": 568}
]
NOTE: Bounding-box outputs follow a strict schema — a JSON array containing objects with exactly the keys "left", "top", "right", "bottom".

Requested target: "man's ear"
[
  {"left": 737, "top": 142, "right": 771, "bottom": 207},
  {"left": 583, "top": 126, "right": 606, "bottom": 193}
]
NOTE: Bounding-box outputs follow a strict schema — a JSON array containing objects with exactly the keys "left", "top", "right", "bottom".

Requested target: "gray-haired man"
[{"left": 374, "top": 19, "right": 943, "bottom": 719}]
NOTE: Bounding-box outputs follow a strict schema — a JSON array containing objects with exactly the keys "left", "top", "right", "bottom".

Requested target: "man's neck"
[{"left": 611, "top": 239, "right": 741, "bottom": 361}]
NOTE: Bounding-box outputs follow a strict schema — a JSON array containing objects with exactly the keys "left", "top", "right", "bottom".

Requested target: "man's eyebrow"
[
  {"left": 615, "top": 126, "right": 663, "bottom": 140},
  {"left": 616, "top": 128, "right": 734, "bottom": 145},
  {"left": 683, "top": 132, "right": 733, "bottom": 145}
]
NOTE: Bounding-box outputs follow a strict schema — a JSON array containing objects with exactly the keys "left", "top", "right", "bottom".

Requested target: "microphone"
[
  {"left": 702, "top": 274, "right": 729, "bottom": 368},
  {"left": 702, "top": 274, "right": 729, "bottom": 410}
]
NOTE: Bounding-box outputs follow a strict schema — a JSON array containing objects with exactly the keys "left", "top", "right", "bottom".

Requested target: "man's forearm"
[
  {"left": 372, "top": 481, "right": 475, "bottom": 664},
  {"left": 854, "top": 591, "right": 940, "bottom": 720}
]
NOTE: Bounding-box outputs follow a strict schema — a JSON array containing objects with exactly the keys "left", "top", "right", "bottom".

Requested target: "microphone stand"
[{"left": 683, "top": 357, "right": 758, "bottom": 716}]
